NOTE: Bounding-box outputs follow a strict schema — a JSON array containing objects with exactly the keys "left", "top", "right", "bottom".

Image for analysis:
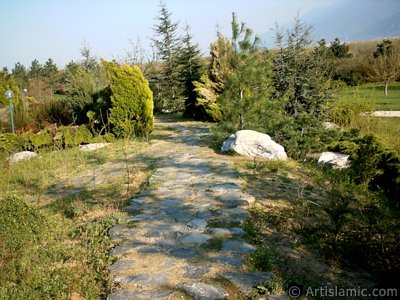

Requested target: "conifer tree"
[
  {"left": 152, "top": 1, "right": 183, "bottom": 112},
  {"left": 177, "top": 25, "right": 203, "bottom": 118},
  {"left": 102, "top": 60, "right": 154, "bottom": 139}
]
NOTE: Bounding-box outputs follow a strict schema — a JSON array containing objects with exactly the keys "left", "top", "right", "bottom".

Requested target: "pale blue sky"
[{"left": 0, "top": 0, "right": 341, "bottom": 70}]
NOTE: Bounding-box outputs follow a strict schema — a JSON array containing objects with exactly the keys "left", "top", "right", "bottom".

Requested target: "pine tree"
[
  {"left": 218, "top": 13, "right": 275, "bottom": 132},
  {"left": 177, "top": 25, "right": 203, "bottom": 118},
  {"left": 152, "top": 1, "right": 183, "bottom": 112}
]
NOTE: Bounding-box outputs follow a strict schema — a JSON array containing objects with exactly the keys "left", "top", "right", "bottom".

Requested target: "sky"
[{"left": 0, "top": 0, "right": 342, "bottom": 70}]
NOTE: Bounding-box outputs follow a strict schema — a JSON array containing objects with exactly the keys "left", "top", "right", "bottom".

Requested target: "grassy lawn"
[
  {"left": 341, "top": 82, "right": 400, "bottom": 110},
  {"left": 0, "top": 139, "right": 153, "bottom": 299}
]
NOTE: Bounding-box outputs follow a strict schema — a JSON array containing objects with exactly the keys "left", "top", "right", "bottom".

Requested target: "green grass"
[
  {"left": 0, "top": 140, "right": 153, "bottom": 299},
  {"left": 342, "top": 82, "right": 400, "bottom": 110}
]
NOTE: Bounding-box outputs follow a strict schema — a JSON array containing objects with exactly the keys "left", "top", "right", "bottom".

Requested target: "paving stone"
[
  {"left": 184, "top": 264, "right": 211, "bottom": 279},
  {"left": 186, "top": 218, "right": 208, "bottom": 231},
  {"left": 221, "top": 199, "right": 249, "bottom": 208},
  {"left": 108, "top": 260, "right": 134, "bottom": 272},
  {"left": 158, "top": 198, "right": 183, "bottom": 207},
  {"left": 230, "top": 228, "right": 246, "bottom": 236},
  {"left": 209, "top": 255, "right": 244, "bottom": 267},
  {"left": 111, "top": 241, "right": 146, "bottom": 256},
  {"left": 209, "top": 183, "right": 242, "bottom": 193},
  {"left": 220, "top": 272, "right": 273, "bottom": 294},
  {"left": 179, "top": 282, "right": 229, "bottom": 300},
  {"left": 126, "top": 273, "right": 170, "bottom": 286},
  {"left": 221, "top": 240, "right": 256, "bottom": 254},
  {"left": 170, "top": 248, "right": 199, "bottom": 259},
  {"left": 163, "top": 207, "right": 194, "bottom": 222},
  {"left": 107, "top": 290, "right": 172, "bottom": 300},
  {"left": 197, "top": 210, "right": 213, "bottom": 218},
  {"left": 208, "top": 228, "right": 231, "bottom": 236},
  {"left": 217, "top": 208, "right": 248, "bottom": 216},
  {"left": 181, "top": 233, "right": 211, "bottom": 245}
]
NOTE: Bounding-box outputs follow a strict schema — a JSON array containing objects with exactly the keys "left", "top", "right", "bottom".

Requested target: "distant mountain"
[
  {"left": 262, "top": 0, "right": 400, "bottom": 47},
  {"left": 305, "top": 0, "right": 400, "bottom": 42}
]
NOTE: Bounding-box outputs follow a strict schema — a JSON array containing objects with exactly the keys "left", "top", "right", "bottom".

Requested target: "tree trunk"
[{"left": 384, "top": 81, "right": 388, "bottom": 96}]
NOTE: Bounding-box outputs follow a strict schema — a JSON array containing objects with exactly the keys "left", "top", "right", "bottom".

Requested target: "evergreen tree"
[
  {"left": 152, "top": 1, "right": 183, "bottom": 112},
  {"left": 271, "top": 17, "right": 335, "bottom": 159},
  {"left": 102, "top": 60, "right": 154, "bottom": 138},
  {"left": 193, "top": 34, "right": 233, "bottom": 121},
  {"left": 177, "top": 24, "right": 203, "bottom": 118},
  {"left": 29, "top": 59, "right": 42, "bottom": 79},
  {"left": 218, "top": 13, "right": 276, "bottom": 132},
  {"left": 12, "top": 62, "right": 28, "bottom": 89}
]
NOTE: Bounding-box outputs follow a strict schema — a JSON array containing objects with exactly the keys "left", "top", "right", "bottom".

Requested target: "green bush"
[
  {"left": 30, "top": 130, "right": 53, "bottom": 149},
  {"left": 0, "top": 133, "right": 27, "bottom": 154},
  {"left": 103, "top": 60, "right": 154, "bottom": 139}
]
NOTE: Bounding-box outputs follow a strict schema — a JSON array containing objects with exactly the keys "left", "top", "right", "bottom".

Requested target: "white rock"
[
  {"left": 318, "top": 151, "right": 350, "bottom": 169},
  {"left": 323, "top": 122, "right": 340, "bottom": 130},
  {"left": 79, "top": 143, "right": 110, "bottom": 152},
  {"left": 7, "top": 151, "right": 38, "bottom": 164},
  {"left": 221, "top": 130, "right": 287, "bottom": 160}
]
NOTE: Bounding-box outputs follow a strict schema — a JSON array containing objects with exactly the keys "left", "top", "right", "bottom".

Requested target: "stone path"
[{"left": 107, "top": 120, "right": 273, "bottom": 300}]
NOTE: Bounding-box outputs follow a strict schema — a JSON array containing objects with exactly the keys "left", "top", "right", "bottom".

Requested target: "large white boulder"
[
  {"left": 318, "top": 151, "right": 350, "bottom": 169},
  {"left": 221, "top": 130, "right": 288, "bottom": 160},
  {"left": 8, "top": 151, "right": 38, "bottom": 164}
]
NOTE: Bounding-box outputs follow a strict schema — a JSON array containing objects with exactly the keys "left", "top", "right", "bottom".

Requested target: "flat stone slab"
[
  {"left": 158, "top": 198, "right": 183, "bottom": 207},
  {"left": 122, "top": 273, "right": 170, "bottom": 286},
  {"left": 221, "top": 199, "right": 249, "bottom": 208},
  {"left": 209, "top": 255, "right": 244, "bottom": 267},
  {"left": 208, "top": 183, "right": 242, "bottom": 194},
  {"left": 163, "top": 207, "right": 194, "bottom": 222},
  {"left": 217, "top": 208, "right": 248, "bottom": 216},
  {"left": 184, "top": 264, "right": 211, "bottom": 279},
  {"left": 170, "top": 248, "right": 199, "bottom": 259},
  {"left": 108, "top": 260, "right": 134, "bottom": 272},
  {"left": 208, "top": 228, "right": 231, "bottom": 236},
  {"left": 179, "top": 282, "right": 229, "bottom": 300},
  {"left": 181, "top": 233, "right": 211, "bottom": 245},
  {"left": 220, "top": 272, "right": 273, "bottom": 294},
  {"left": 186, "top": 219, "right": 208, "bottom": 231},
  {"left": 221, "top": 240, "right": 256, "bottom": 254},
  {"left": 107, "top": 290, "right": 172, "bottom": 300}
]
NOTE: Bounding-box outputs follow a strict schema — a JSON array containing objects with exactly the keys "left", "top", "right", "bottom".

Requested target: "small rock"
[
  {"left": 208, "top": 228, "right": 231, "bottom": 236},
  {"left": 323, "top": 122, "right": 340, "bottom": 130},
  {"left": 221, "top": 240, "right": 256, "bottom": 254},
  {"left": 318, "top": 151, "right": 350, "bottom": 169},
  {"left": 7, "top": 151, "right": 38, "bottom": 163},
  {"left": 181, "top": 233, "right": 211, "bottom": 245},
  {"left": 187, "top": 219, "right": 208, "bottom": 231},
  {"left": 79, "top": 143, "right": 110, "bottom": 152},
  {"left": 170, "top": 248, "right": 199, "bottom": 259},
  {"left": 179, "top": 282, "right": 229, "bottom": 300}
]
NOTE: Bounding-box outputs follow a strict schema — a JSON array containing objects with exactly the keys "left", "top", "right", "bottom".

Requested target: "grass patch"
[
  {"left": 341, "top": 82, "right": 400, "bottom": 111},
  {"left": 0, "top": 139, "right": 153, "bottom": 299}
]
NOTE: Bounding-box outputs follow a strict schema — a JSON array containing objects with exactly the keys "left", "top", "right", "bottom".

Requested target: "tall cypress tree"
[
  {"left": 177, "top": 25, "right": 203, "bottom": 118},
  {"left": 152, "top": 1, "right": 183, "bottom": 112}
]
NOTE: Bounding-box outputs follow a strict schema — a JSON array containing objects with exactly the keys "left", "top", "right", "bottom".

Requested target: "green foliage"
[
  {"left": 329, "top": 132, "right": 400, "bottom": 207},
  {"left": 273, "top": 18, "right": 333, "bottom": 118},
  {"left": 0, "top": 70, "right": 19, "bottom": 108},
  {"left": 61, "top": 125, "right": 93, "bottom": 147},
  {"left": 0, "top": 133, "right": 27, "bottom": 154},
  {"left": 178, "top": 25, "right": 204, "bottom": 118},
  {"left": 103, "top": 60, "right": 154, "bottom": 138},
  {"left": 30, "top": 130, "right": 53, "bottom": 149},
  {"left": 194, "top": 35, "right": 233, "bottom": 121},
  {"left": 152, "top": 1, "right": 184, "bottom": 112},
  {"left": 248, "top": 248, "right": 273, "bottom": 271}
]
